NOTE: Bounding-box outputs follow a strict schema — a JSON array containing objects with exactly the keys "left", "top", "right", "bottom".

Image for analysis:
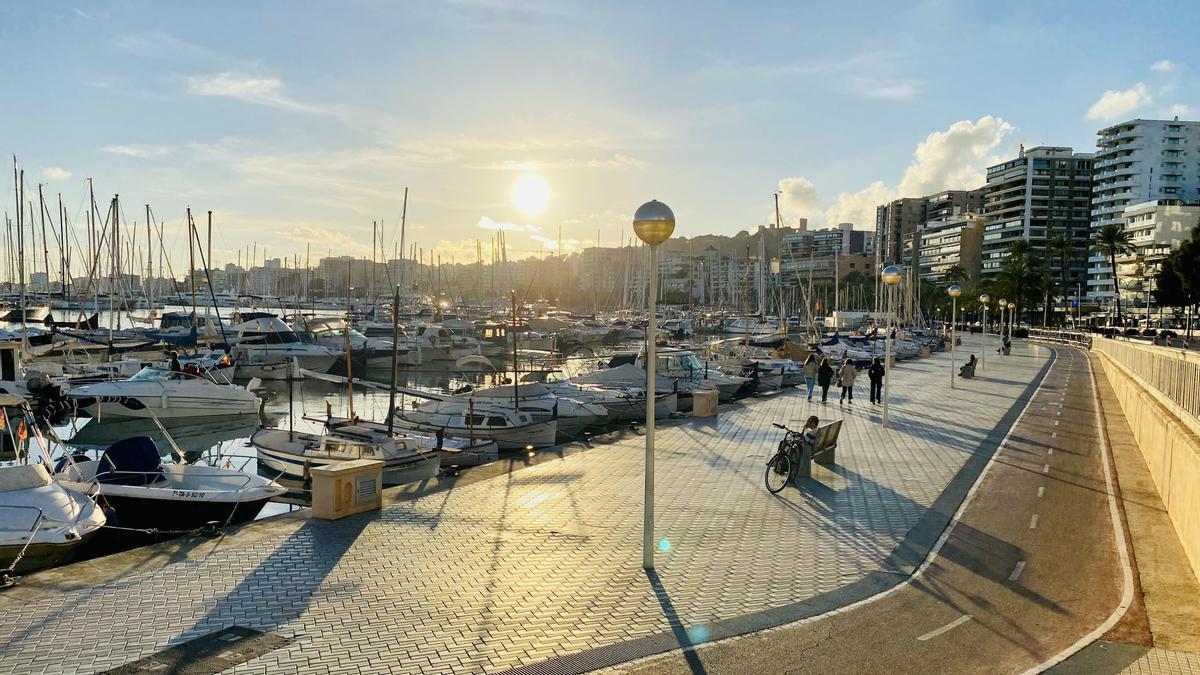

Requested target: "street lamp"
[
  {"left": 978, "top": 293, "right": 990, "bottom": 371},
  {"left": 881, "top": 265, "right": 903, "bottom": 426},
  {"left": 948, "top": 284, "right": 961, "bottom": 388},
  {"left": 998, "top": 299, "right": 1008, "bottom": 349},
  {"left": 633, "top": 199, "right": 675, "bottom": 571}
]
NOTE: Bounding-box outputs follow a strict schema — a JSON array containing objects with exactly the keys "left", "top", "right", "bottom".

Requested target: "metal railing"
[
  {"left": 1027, "top": 329, "right": 1094, "bottom": 348},
  {"left": 1094, "top": 337, "right": 1200, "bottom": 425}
]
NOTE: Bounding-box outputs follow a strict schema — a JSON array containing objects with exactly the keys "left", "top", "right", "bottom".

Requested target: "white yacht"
[
  {"left": 67, "top": 368, "right": 261, "bottom": 423},
  {"left": 1, "top": 463, "right": 106, "bottom": 575},
  {"left": 302, "top": 317, "right": 421, "bottom": 368},
  {"left": 458, "top": 383, "right": 608, "bottom": 439},
  {"left": 229, "top": 315, "right": 338, "bottom": 373},
  {"left": 607, "top": 348, "right": 748, "bottom": 401},
  {"left": 408, "top": 325, "right": 482, "bottom": 361},
  {"left": 392, "top": 398, "right": 556, "bottom": 449}
]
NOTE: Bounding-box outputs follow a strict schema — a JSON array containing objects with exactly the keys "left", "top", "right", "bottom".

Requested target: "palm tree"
[
  {"left": 1092, "top": 223, "right": 1137, "bottom": 325},
  {"left": 943, "top": 264, "right": 969, "bottom": 286},
  {"left": 1046, "top": 233, "right": 1075, "bottom": 325}
]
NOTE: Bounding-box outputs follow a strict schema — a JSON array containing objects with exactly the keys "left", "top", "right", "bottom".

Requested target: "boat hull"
[{"left": 0, "top": 531, "right": 97, "bottom": 575}]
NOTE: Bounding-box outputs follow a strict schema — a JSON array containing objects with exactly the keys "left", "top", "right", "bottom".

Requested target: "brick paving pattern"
[
  {"left": 0, "top": 338, "right": 1048, "bottom": 674},
  {"left": 1124, "top": 649, "right": 1200, "bottom": 675}
]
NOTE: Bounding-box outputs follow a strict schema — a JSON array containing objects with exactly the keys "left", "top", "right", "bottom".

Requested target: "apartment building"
[
  {"left": 980, "top": 146, "right": 1094, "bottom": 281},
  {"left": 916, "top": 212, "right": 985, "bottom": 284},
  {"left": 1088, "top": 118, "right": 1200, "bottom": 302},
  {"left": 1112, "top": 199, "right": 1200, "bottom": 310}
]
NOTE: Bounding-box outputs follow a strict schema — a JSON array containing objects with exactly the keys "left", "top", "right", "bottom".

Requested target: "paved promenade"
[{"left": 0, "top": 337, "right": 1051, "bottom": 674}]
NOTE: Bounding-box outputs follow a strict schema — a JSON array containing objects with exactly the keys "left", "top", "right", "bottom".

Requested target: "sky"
[{"left": 1, "top": 0, "right": 1197, "bottom": 271}]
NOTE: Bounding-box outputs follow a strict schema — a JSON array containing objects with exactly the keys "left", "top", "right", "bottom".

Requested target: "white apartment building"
[
  {"left": 1089, "top": 118, "right": 1200, "bottom": 302},
  {"left": 1112, "top": 199, "right": 1200, "bottom": 310}
]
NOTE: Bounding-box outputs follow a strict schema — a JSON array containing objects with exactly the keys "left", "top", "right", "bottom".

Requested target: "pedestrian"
[
  {"left": 169, "top": 351, "right": 182, "bottom": 372},
  {"left": 838, "top": 358, "right": 856, "bottom": 404},
  {"left": 817, "top": 357, "right": 835, "bottom": 404},
  {"left": 802, "top": 353, "right": 818, "bottom": 400},
  {"left": 868, "top": 356, "right": 885, "bottom": 405}
]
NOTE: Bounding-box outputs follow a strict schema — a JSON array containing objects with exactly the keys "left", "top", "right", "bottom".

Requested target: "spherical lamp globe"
[{"left": 632, "top": 200, "right": 675, "bottom": 247}]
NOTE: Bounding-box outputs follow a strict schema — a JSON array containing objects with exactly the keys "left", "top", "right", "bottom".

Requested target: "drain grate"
[{"left": 102, "top": 626, "right": 292, "bottom": 675}]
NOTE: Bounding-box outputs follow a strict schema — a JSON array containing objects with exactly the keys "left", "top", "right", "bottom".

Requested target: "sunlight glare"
[{"left": 512, "top": 174, "right": 550, "bottom": 215}]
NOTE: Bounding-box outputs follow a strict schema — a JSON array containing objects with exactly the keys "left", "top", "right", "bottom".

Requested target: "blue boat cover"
[{"left": 96, "top": 436, "right": 165, "bottom": 486}]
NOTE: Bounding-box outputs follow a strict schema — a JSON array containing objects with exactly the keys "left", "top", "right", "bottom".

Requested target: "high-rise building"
[
  {"left": 1112, "top": 199, "right": 1200, "bottom": 312},
  {"left": 1088, "top": 118, "right": 1200, "bottom": 302},
  {"left": 876, "top": 190, "right": 983, "bottom": 270},
  {"left": 916, "top": 212, "right": 985, "bottom": 284},
  {"left": 980, "top": 146, "right": 1094, "bottom": 281}
]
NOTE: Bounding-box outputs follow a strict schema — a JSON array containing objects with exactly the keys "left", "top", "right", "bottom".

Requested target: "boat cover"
[{"left": 96, "top": 437, "right": 165, "bottom": 486}]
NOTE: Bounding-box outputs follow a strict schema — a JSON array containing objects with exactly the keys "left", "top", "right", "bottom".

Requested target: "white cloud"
[
  {"left": 808, "top": 116, "right": 1013, "bottom": 229},
  {"left": 466, "top": 153, "right": 645, "bottom": 171},
  {"left": 774, "top": 177, "right": 821, "bottom": 226},
  {"left": 476, "top": 216, "right": 538, "bottom": 233},
  {"left": 186, "top": 72, "right": 332, "bottom": 115},
  {"left": 701, "top": 51, "right": 920, "bottom": 102},
  {"left": 41, "top": 167, "right": 71, "bottom": 181},
  {"left": 1086, "top": 83, "right": 1152, "bottom": 121},
  {"left": 102, "top": 144, "right": 175, "bottom": 158},
  {"left": 1150, "top": 60, "right": 1175, "bottom": 72},
  {"left": 1167, "top": 104, "right": 1192, "bottom": 118}
]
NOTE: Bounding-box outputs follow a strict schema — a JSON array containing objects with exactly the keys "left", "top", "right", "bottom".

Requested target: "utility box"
[
  {"left": 310, "top": 459, "right": 383, "bottom": 520},
  {"left": 693, "top": 389, "right": 719, "bottom": 417}
]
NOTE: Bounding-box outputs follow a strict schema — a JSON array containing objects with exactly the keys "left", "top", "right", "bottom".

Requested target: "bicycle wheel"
[{"left": 765, "top": 452, "right": 791, "bottom": 494}]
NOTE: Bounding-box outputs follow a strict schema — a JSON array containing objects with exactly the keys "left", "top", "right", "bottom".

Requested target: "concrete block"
[
  {"left": 693, "top": 389, "right": 719, "bottom": 417},
  {"left": 310, "top": 459, "right": 383, "bottom": 520}
]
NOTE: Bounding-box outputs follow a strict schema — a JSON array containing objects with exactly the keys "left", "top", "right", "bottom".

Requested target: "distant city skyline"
[{"left": 3, "top": 1, "right": 1197, "bottom": 267}]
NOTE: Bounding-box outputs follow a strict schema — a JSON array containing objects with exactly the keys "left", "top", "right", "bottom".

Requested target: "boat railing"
[{"left": 0, "top": 504, "right": 46, "bottom": 575}]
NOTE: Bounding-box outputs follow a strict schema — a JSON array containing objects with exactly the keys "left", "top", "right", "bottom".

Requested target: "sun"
[{"left": 512, "top": 174, "right": 550, "bottom": 215}]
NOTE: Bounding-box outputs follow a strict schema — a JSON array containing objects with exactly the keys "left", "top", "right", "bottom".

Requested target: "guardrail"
[
  {"left": 1093, "top": 337, "right": 1200, "bottom": 427},
  {"left": 1027, "top": 329, "right": 1094, "bottom": 349}
]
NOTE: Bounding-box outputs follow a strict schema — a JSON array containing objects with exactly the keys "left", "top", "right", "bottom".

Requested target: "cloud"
[
  {"left": 701, "top": 51, "right": 920, "bottom": 102},
  {"left": 186, "top": 72, "right": 332, "bottom": 115},
  {"left": 477, "top": 216, "right": 538, "bottom": 233},
  {"left": 774, "top": 177, "right": 821, "bottom": 225},
  {"left": 466, "top": 153, "right": 645, "bottom": 171},
  {"left": 102, "top": 144, "right": 175, "bottom": 158},
  {"left": 781, "top": 116, "right": 1012, "bottom": 230},
  {"left": 41, "top": 167, "right": 72, "bottom": 181},
  {"left": 114, "top": 31, "right": 214, "bottom": 61},
  {"left": 1150, "top": 60, "right": 1175, "bottom": 72},
  {"left": 1167, "top": 103, "right": 1192, "bottom": 118},
  {"left": 1086, "top": 83, "right": 1152, "bottom": 121}
]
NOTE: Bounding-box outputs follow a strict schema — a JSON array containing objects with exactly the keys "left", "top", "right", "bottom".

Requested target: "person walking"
[
  {"left": 816, "top": 357, "right": 835, "bottom": 404},
  {"left": 802, "top": 353, "right": 818, "bottom": 401},
  {"left": 868, "top": 356, "right": 885, "bottom": 405},
  {"left": 838, "top": 358, "right": 856, "bottom": 404}
]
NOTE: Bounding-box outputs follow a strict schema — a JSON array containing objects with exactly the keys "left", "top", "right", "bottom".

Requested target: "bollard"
[{"left": 310, "top": 459, "right": 383, "bottom": 520}]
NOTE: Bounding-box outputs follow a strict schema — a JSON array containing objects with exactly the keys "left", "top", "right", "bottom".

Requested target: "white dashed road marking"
[
  {"left": 1009, "top": 561, "right": 1026, "bottom": 581},
  {"left": 917, "top": 615, "right": 973, "bottom": 641}
]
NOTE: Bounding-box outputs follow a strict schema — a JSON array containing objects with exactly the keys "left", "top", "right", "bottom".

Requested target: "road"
[{"left": 616, "top": 346, "right": 1131, "bottom": 674}]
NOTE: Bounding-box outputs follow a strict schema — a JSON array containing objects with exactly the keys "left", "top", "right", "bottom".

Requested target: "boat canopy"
[{"left": 96, "top": 437, "right": 164, "bottom": 486}]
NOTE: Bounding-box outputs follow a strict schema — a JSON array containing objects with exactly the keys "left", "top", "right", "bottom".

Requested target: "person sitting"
[
  {"left": 182, "top": 363, "right": 201, "bottom": 376},
  {"left": 959, "top": 354, "right": 977, "bottom": 379},
  {"left": 800, "top": 415, "right": 819, "bottom": 453}
]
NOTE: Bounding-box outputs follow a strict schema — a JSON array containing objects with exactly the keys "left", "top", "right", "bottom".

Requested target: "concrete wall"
[{"left": 1095, "top": 338, "right": 1200, "bottom": 580}]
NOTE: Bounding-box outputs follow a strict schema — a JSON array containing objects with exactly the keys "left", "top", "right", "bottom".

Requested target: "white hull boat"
[
  {"left": 1, "top": 463, "right": 106, "bottom": 575},
  {"left": 68, "top": 368, "right": 261, "bottom": 423}
]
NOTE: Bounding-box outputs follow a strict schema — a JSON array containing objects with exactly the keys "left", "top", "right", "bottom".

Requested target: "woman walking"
[
  {"left": 817, "top": 357, "right": 835, "bottom": 404},
  {"left": 802, "top": 353, "right": 818, "bottom": 401},
  {"left": 838, "top": 358, "right": 856, "bottom": 404},
  {"left": 868, "top": 356, "right": 885, "bottom": 405}
]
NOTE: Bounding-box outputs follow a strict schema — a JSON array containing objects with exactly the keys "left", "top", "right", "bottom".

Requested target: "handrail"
[{"left": 1028, "top": 329, "right": 1093, "bottom": 349}]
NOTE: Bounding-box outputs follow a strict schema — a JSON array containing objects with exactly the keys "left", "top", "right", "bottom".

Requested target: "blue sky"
[{"left": 1, "top": 1, "right": 1196, "bottom": 269}]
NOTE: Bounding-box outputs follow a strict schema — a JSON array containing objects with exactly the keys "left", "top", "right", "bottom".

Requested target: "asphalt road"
[{"left": 615, "top": 346, "right": 1129, "bottom": 674}]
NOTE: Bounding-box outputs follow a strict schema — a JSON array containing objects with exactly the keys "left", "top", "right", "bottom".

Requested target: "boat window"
[
  {"left": 465, "top": 414, "right": 487, "bottom": 426},
  {"left": 486, "top": 416, "right": 507, "bottom": 427},
  {"left": 130, "top": 368, "right": 182, "bottom": 381}
]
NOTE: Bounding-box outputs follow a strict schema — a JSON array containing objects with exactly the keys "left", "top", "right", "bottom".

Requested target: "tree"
[
  {"left": 1092, "top": 222, "right": 1136, "bottom": 326},
  {"left": 943, "top": 264, "right": 969, "bottom": 286},
  {"left": 1046, "top": 233, "right": 1076, "bottom": 325},
  {"left": 995, "top": 240, "right": 1048, "bottom": 324}
]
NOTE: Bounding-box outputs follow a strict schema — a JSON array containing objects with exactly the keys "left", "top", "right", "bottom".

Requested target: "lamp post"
[
  {"left": 948, "top": 284, "right": 961, "bottom": 388},
  {"left": 998, "top": 299, "right": 1008, "bottom": 351},
  {"left": 978, "top": 293, "right": 990, "bottom": 371},
  {"left": 633, "top": 199, "right": 675, "bottom": 571},
  {"left": 881, "top": 265, "right": 902, "bottom": 426}
]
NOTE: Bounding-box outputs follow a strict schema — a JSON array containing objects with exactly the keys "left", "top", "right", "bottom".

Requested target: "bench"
[{"left": 793, "top": 420, "right": 842, "bottom": 480}]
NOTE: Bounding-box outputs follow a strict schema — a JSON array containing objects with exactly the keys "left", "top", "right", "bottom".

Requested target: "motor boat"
[
  {"left": 229, "top": 315, "right": 339, "bottom": 373},
  {"left": 55, "top": 437, "right": 285, "bottom": 532},
  {"left": 251, "top": 423, "right": 443, "bottom": 485},
  {"left": 536, "top": 376, "right": 677, "bottom": 422},
  {"left": 67, "top": 367, "right": 261, "bottom": 423},
  {"left": 456, "top": 383, "right": 608, "bottom": 439},
  {"left": 569, "top": 363, "right": 686, "bottom": 415},
  {"left": 606, "top": 348, "right": 748, "bottom": 401},
  {"left": 0, "top": 463, "right": 105, "bottom": 576},
  {"left": 301, "top": 317, "right": 420, "bottom": 369},
  {"left": 316, "top": 417, "right": 502, "bottom": 468},
  {"left": 392, "top": 398, "right": 556, "bottom": 449},
  {"left": 406, "top": 325, "right": 482, "bottom": 361}
]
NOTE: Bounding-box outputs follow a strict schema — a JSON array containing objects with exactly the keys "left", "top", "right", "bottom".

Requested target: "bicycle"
[{"left": 765, "top": 422, "right": 805, "bottom": 494}]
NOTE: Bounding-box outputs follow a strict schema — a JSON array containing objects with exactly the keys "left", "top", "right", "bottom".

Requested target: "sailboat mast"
[
  {"left": 387, "top": 284, "right": 399, "bottom": 436},
  {"left": 511, "top": 290, "right": 520, "bottom": 404},
  {"left": 398, "top": 187, "right": 407, "bottom": 296},
  {"left": 187, "top": 208, "right": 196, "bottom": 328}
]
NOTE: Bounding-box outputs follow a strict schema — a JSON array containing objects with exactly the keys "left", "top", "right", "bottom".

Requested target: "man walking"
[{"left": 868, "top": 356, "right": 885, "bottom": 405}]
